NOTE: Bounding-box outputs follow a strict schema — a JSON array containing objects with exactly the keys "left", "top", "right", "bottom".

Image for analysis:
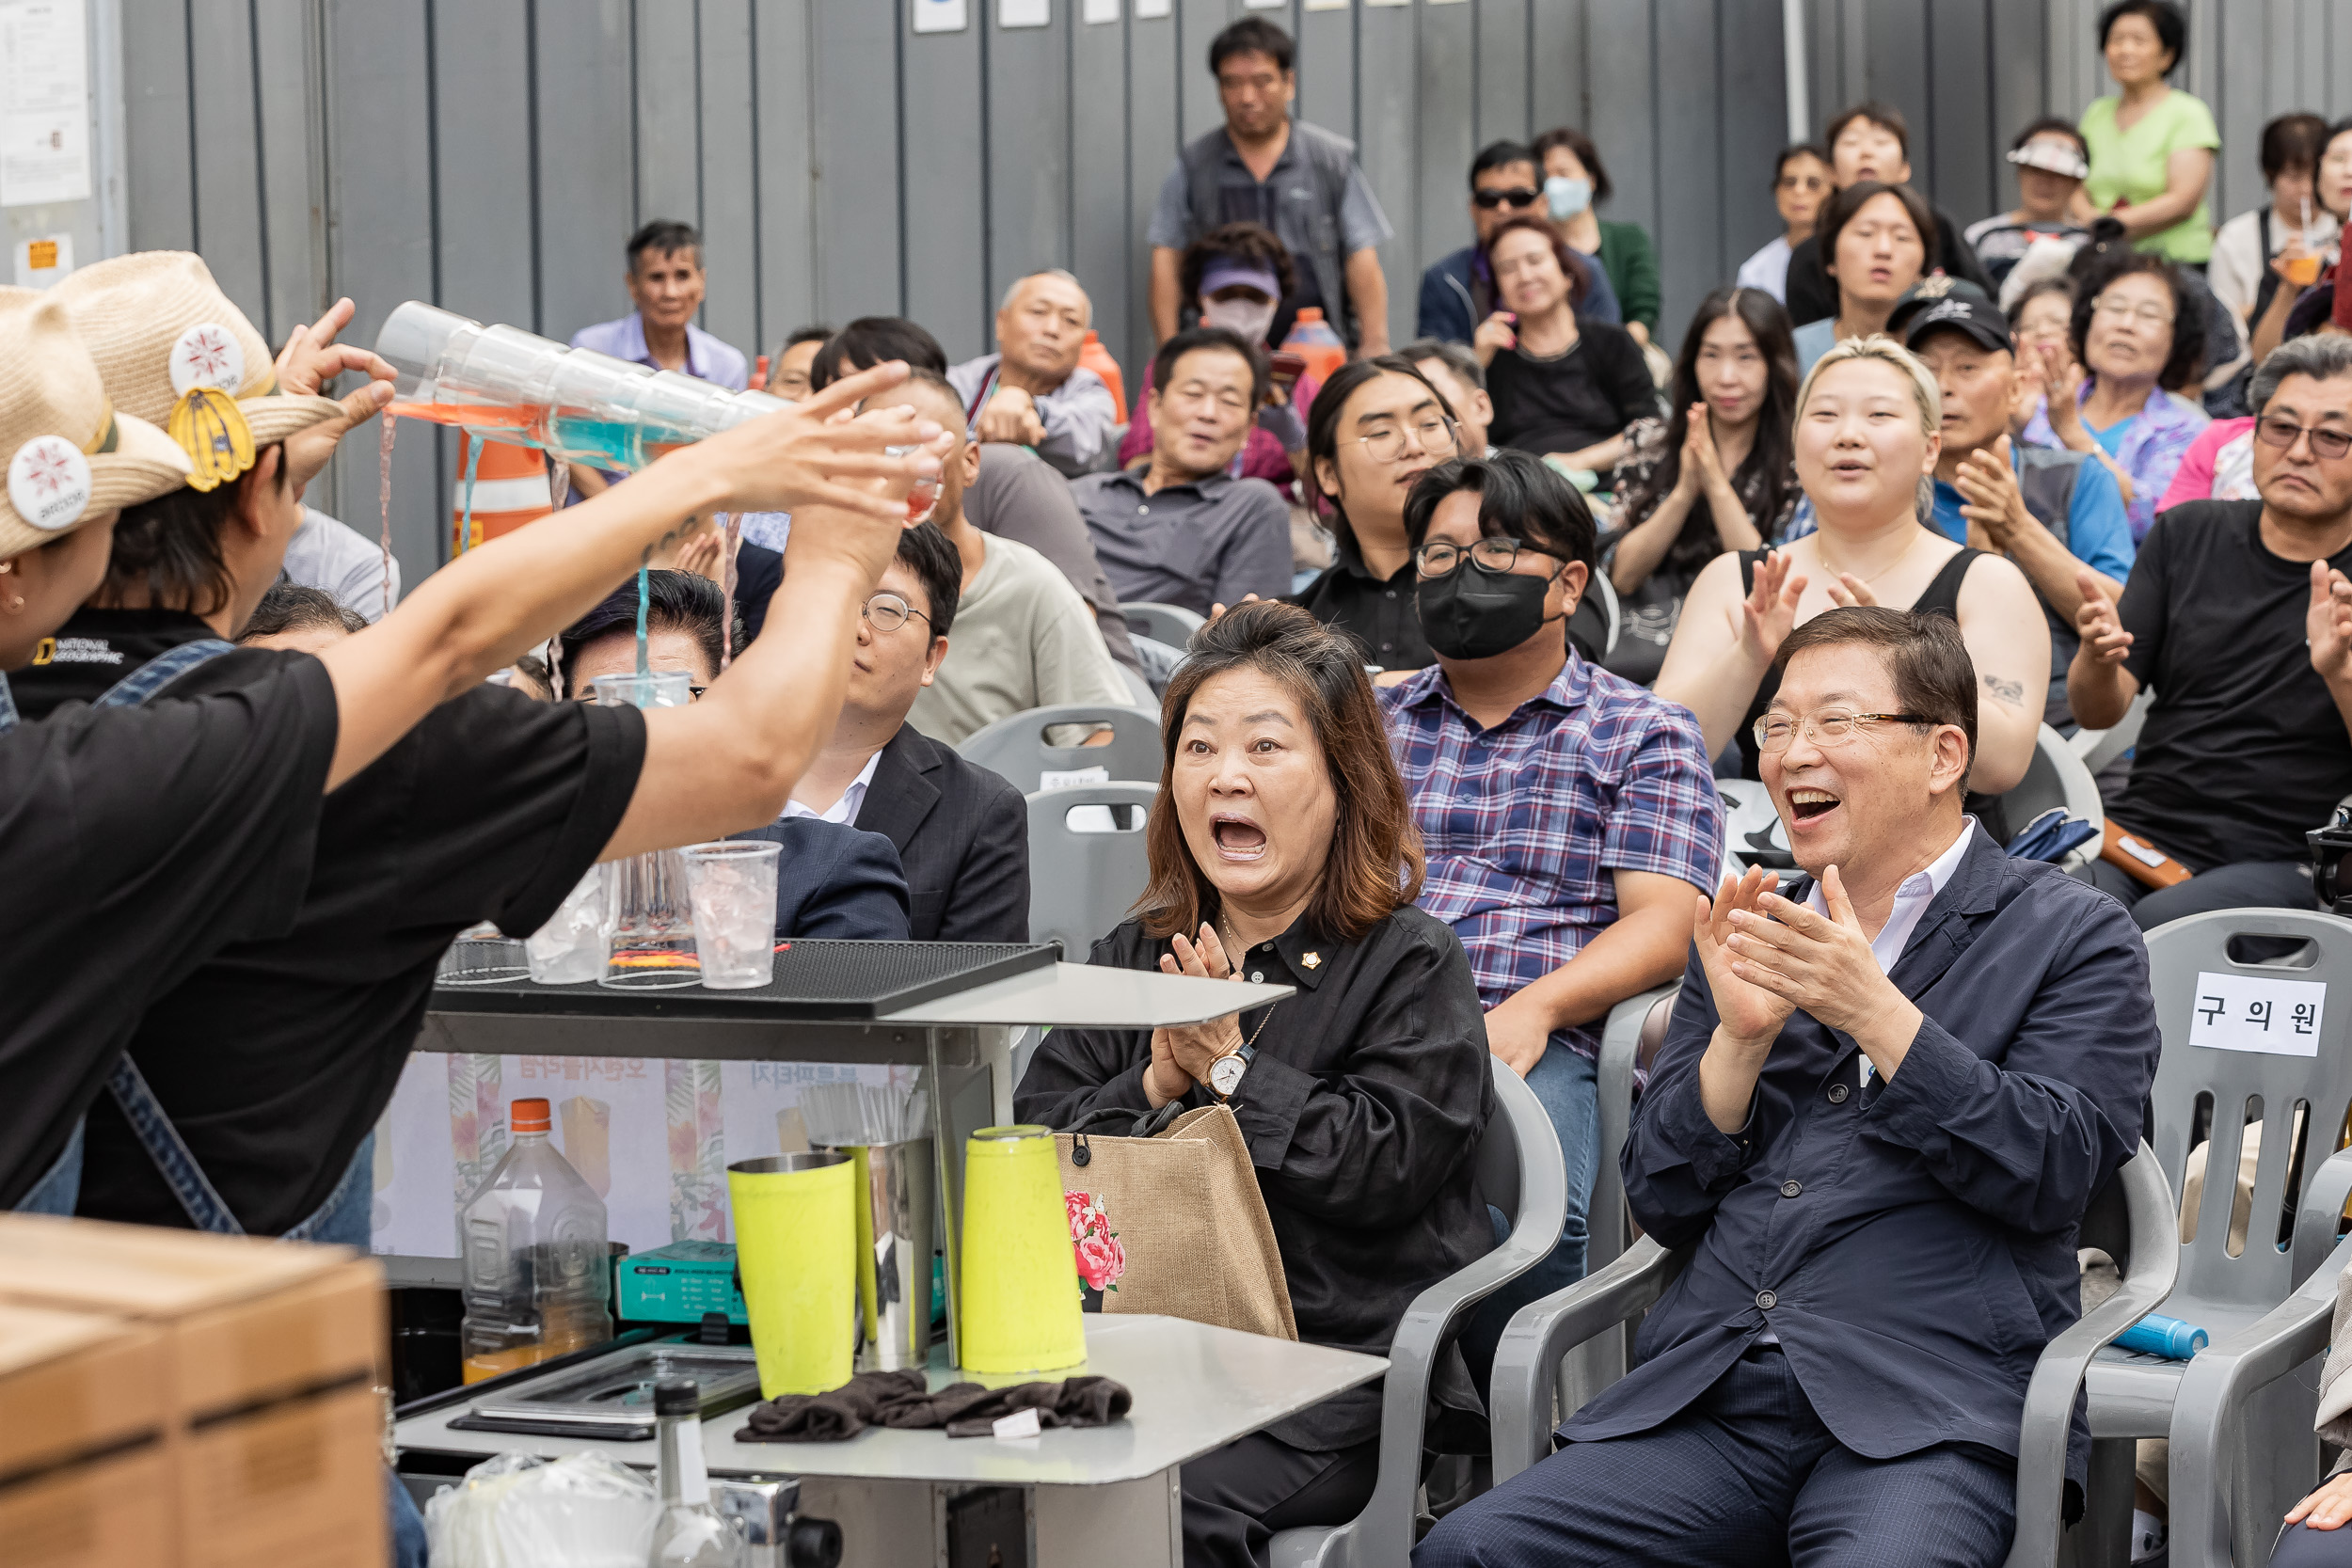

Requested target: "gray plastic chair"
[
  {"left": 1487, "top": 1145, "right": 2177, "bottom": 1568},
  {"left": 1999, "top": 723, "right": 2106, "bottom": 871},
  {"left": 1565, "top": 984, "right": 1679, "bottom": 1410},
  {"left": 1023, "top": 782, "right": 1155, "bottom": 960},
  {"left": 1268, "top": 1054, "right": 1568, "bottom": 1568},
  {"left": 2095, "top": 909, "right": 2352, "bottom": 1568},
  {"left": 1122, "top": 600, "right": 1206, "bottom": 651},
  {"left": 2069, "top": 688, "right": 2152, "bottom": 775},
  {"left": 956, "top": 702, "right": 1163, "bottom": 796}
]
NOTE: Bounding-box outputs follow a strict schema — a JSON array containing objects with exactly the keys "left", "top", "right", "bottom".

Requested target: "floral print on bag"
[{"left": 1066, "top": 1191, "right": 1127, "bottom": 1306}]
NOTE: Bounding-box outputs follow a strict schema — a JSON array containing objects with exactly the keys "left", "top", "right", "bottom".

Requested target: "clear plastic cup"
[
  {"left": 526, "top": 865, "right": 611, "bottom": 985},
  {"left": 594, "top": 673, "right": 703, "bottom": 989},
  {"left": 885, "top": 445, "right": 940, "bottom": 524},
  {"left": 438, "top": 932, "right": 532, "bottom": 986},
  {"left": 681, "top": 841, "right": 781, "bottom": 990}
]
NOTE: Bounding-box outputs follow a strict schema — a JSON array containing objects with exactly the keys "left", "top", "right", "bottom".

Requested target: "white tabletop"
[
  {"left": 397, "top": 1314, "right": 1383, "bottom": 1486},
  {"left": 880, "top": 963, "right": 1294, "bottom": 1028}
]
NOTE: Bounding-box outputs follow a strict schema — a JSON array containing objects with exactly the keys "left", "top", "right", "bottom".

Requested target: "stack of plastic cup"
[
  {"left": 958, "top": 1126, "right": 1086, "bottom": 1374},
  {"left": 593, "top": 672, "right": 701, "bottom": 990},
  {"left": 727, "top": 1151, "right": 858, "bottom": 1397}
]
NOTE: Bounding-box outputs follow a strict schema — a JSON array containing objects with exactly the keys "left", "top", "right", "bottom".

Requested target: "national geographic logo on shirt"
[{"left": 34, "top": 636, "right": 125, "bottom": 667}]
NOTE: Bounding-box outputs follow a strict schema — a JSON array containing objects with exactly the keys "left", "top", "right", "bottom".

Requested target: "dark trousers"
[
  {"left": 2080, "top": 858, "right": 2316, "bottom": 929},
  {"left": 1413, "top": 1345, "right": 2017, "bottom": 1568},
  {"left": 2274, "top": 1521, "right": 2352, "bottom": 1566},
  {"left": 1183, "top": 1431, "right": 1380, "bottom": 1568}
]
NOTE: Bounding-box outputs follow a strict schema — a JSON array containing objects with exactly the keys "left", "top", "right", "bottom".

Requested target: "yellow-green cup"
[
  {"left": 728, "top": 1151, "right": 857, "bottom": 1397},
  {"left": 959, "top": 1126, "right": 1086, "bottom": 1374}
]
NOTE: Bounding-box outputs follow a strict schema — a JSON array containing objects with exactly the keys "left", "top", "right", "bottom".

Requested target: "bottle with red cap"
[{"left": 458, "top": 1097, "right": 614, "bottom": 1383}]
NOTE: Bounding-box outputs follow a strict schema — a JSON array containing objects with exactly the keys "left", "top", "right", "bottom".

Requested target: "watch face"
[{"left": 1210, "top": 1054, "right": 1246, "bottom": 1096}]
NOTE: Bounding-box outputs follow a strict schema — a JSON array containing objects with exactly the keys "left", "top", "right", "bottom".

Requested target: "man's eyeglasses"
[
  {"left": 1347, "top": 416, "right": 1458, "bottom": 466},
  {"left": 2255, "top": 415, "right": 2352, "bottom": 462},
  {"left": 862, "top": 592, "right": 932, "bottom": 634},
  {"left": 1752, "top": 710, "right": 1931, "bottom": 752},
  {"left": 1471, "top": 186, "right": 1543, "bottom": 211},
  {"left": 1413, "top": 536, "right": 1562, "bottom": 578}
]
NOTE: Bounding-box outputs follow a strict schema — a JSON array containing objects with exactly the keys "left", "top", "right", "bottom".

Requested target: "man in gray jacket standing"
[{"left": 1147, "top": 17, "right": 1393, "bottom": 357}]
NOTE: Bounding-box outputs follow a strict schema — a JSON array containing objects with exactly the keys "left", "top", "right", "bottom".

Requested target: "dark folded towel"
[{"left": 737, "top": 1370, "right": 1132, "bottom": 1442}]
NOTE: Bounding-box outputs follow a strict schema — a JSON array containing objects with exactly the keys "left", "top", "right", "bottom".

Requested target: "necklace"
[
  {"left": 1816, "top": 527, "right": 1925, "bottom": 588},
  {"left": 1218, "top": 916, "right": 1283, "bottom": 1047}
]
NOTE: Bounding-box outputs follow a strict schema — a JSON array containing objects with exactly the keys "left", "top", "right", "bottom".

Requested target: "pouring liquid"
[
  {"left": 378, "top": 414, "right": 398, "bottom": 613},
  {"left": 454, "top": 430, "right": 485, "bottom": 555}
]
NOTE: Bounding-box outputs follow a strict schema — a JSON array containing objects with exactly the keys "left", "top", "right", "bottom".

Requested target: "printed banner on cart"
[{"left": 372, "top": 1053, "right": 907, "bottom": 1258}]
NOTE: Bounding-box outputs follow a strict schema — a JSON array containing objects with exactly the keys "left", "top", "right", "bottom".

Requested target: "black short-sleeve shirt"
[
  {"left": 0, "top": 652, "right": 339, "bottom": 1207},
  {"left": 1484, "top": 320, "right": 1658, "bottom": 461},
  {"left": 13, "top": 610, "right": 649, "bottom": 1233},
  {"left": 2113, "top": 500, "right": 2352, "bottom": 872}
]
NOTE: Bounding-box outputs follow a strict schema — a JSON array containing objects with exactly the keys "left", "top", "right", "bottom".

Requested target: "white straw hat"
[
  {"left": 0, "top": 288, "right": 194, "bottom": 559},
  {"left": 49, "top": 251, "right": 343, "bottom": 492}
]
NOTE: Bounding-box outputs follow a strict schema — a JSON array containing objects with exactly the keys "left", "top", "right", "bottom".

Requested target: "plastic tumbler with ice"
[
  {"left": 525, "top": 865, "right": 611, "bottom": 985},
  {"left": 681, "top": 841, "right": 781, "bottom": 990},
  {"left": 592, "top": 672, "right": 702, "bottom": 989}
]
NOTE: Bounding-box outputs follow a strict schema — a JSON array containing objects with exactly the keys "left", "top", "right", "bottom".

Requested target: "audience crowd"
[{"left": 39, "top": 6, "right": 2352, "bottom": 1567}]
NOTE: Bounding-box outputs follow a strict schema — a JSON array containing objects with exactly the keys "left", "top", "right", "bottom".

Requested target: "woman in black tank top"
[{"left": 1654, "top": 340, "right": 2054, "bottom": 811}]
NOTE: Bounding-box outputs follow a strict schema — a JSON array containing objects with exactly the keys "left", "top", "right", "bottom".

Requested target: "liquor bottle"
[{"left": 650, "top": 1378, "right": 745, "bottom": 1568}]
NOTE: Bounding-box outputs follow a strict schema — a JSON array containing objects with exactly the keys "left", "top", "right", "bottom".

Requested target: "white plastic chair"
[
  {"left": 957, "top": 703, "right": 1163, "bottom": 796},
  {"left": 1023, "top": 783, "right": 1154, "bottom": 959},
  {"left": 1121, "top": 600, "right": 1206, "bottom": 652},
  {"left": 2070, "top": 689, "right": 2152, "bottom": 775}
]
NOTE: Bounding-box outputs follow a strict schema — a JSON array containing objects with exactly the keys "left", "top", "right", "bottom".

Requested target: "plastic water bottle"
[
  {"left": 459, "top": 1097, "right": 614, "bottom": 1383},
  {"left": 650, "top": 1378, "right": 746, "bottom": 1567},
  {"left": 1280, "top": 308, "right": 1348, "bottom": 385}
]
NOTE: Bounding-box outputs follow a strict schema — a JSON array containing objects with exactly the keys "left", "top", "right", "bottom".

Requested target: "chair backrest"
[
  {"left": 1025, "top": 782, "right": 1158, "bottom": 959},
  {"left": 1589, "top": 568, "right": 1620, "bottom": 658},
  {"left": 1714, "top": 779, "right": 1789, "bottom": 873},
  {"left": 1121, "top": 600, "right": 1206, "bottom": 652},
  {"left": 957, "top": 703, "right": 1164, "bottom": 795},
  {"left": 2071, "top": 688, "right": 2153, "bottom": 775},
  {"left": 1118, "top": 662, "right": 1159, "bottom": 709},
  {"left": 1999, "top": 723, "right": 2106, "bottom": 867},
  {"left": 2144, "top": 910, "right": 2352, "bottom": 1312}
]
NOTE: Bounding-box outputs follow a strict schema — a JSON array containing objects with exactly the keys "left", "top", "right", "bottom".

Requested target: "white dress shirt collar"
[
  {"left": 782, "top": 749, "right": 883, "bottom": 828},
  {"left": 1805, "top": 816, "right": 1976, "bottom": 975}
]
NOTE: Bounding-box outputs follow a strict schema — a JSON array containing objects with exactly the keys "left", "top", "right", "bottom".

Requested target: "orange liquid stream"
[{"left": 386, "top": 400, "right": 540, "bottom": 430}]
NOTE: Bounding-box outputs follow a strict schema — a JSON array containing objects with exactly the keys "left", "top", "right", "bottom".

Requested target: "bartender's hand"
[
  {"left": 1143, "top": 926, "right": 1247, "bottom": 1105},
  {"left": 1735, "top": 867, "right": 1921, "bottom": 1069},
  {"left": 686, "top": 362, "right": 945, "bottom": 522},
  {"left": 2287, "top": 1472, "right": 2352, "bottom": 1531}
]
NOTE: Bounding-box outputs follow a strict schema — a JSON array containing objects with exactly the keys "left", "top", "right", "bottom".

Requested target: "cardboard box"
[
  {"left": 0, "top": 1302, "right": 165, "bottom": 1480},
  {"left": 181, "top": 1381, "right": 388, "bottom": 1568},
  {"left": 0, "top": 1444, "right": 173, "bottom": 1568},
  {"left": 0, "top": 1214, "right": 383, "bottom": 1420}
]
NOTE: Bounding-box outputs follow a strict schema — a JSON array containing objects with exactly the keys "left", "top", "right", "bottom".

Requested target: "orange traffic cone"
[
  {"left": 1080, "top": 330, "right": 1126, "bottom": 423},
  {"left": 453, "top": 434, "right": 554, "bottom": 554}
]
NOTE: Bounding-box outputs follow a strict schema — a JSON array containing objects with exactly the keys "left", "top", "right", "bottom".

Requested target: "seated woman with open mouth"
[
  {"left": 1655, "top": 333, "right": 2049, "bottom": 839},
  {"left": 1015, "top": 599, "right": 1495, "bottom": 1567}
]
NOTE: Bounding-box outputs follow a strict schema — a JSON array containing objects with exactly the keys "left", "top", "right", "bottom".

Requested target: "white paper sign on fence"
[{"left": 2187, "top": 970, "right": 2326, "bottom": 1057}]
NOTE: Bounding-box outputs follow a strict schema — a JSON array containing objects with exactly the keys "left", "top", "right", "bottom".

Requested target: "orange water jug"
[
  {"left": 1079, "top": 330, "right": 1127, "bottom": 422},
  {"left": 1281, "top": 308, "right": 1347, "bottom": 384}
]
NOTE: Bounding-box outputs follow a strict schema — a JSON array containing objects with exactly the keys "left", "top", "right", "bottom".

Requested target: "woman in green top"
[
  {"left": 2074, "top": 0, "right": 2218, "bottom": 265},
  {"left": 1534, "top": 127, "right": 1663, "bottom": 348}
]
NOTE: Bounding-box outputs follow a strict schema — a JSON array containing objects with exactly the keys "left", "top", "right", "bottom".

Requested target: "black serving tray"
[{"left": 432, "top": 939, "right": 1056, "bottom": 1021}]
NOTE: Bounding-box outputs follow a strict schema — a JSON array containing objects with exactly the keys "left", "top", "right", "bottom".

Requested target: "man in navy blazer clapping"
[{"left": 1420, "top": 606, "right": 2161, "bottom": 1568}]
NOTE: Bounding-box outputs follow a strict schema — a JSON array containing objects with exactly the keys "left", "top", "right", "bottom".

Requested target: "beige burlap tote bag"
[{"left": 1054, "top": 1101, "right": 1297, "bottom": 1340}]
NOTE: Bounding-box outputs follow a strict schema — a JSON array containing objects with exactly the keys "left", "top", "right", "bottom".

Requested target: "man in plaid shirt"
[{"left": 1379, "top": 452, "right": 1723, "bottom": 1340}]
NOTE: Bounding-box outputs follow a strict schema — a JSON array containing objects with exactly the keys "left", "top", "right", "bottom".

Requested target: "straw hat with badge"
[
  {"left": 0, "top": 290, "right": 195, "bottom": 658},
  {"left": 48, "top": 251, "right": 345, "bottom": 496}
]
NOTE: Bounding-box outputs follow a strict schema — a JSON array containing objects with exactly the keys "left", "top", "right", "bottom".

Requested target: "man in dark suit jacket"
[
  {"left": 754, "top": 521, "right": 1030, "bottom": 943},
  {"left": 1419, "top": 608, "right": 2160, "bottom": 1568},
  {"left": 730, "top": 816, "right": 911, "bottom": 940}
]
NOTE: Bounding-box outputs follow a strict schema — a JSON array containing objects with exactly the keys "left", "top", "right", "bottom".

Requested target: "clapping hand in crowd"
[
  {"left": 1673, "top": 404, "right": 1729, "bottom": 502},
  {"left": 2309, "top": 558, "right": 2352, "bottom": 689},
  {"left": 1953, "top": 435, "right": 2037, "bottom": 553},
  {"left": 2074, "top": 566, "right": 2135, "bottom": 666},
  {"left": 1738, "top": 548, "right": 1807, "bottom": 666},
  {"left": 1144, "top": 925, "right": 1248, "bottom": 1106}
]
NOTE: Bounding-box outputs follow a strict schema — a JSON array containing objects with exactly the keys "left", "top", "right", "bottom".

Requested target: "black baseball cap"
[{"left": 1894, "top": 279, "right": 2012, "bottom": 356}]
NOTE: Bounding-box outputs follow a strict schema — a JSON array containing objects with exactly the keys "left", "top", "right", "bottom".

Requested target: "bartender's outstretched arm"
[{"left": 312, "top": 361, "right": 938, "bottom": 790}]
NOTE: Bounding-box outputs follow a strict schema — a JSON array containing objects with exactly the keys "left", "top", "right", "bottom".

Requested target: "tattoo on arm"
[{"left": 1981, "top": 672, "right": 2026, "bottom": 708}]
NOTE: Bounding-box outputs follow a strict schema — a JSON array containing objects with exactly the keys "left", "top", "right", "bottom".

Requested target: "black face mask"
[{"left": 1417, "top": 557, "right": 1561, "bottom": 660}]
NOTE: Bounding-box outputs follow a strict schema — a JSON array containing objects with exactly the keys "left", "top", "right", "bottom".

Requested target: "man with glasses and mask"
[
  {"left": 1419, "top": 606, "right": 2158, "bottom": 1568},
  {"left": 756, "top": 521, "right": 1032, "bottom": 944},
  {"left": 1073, "top": 326, "right": 1293, "bottom": 617},
  {"left": 2070, "top": 334, "right": 2352, "bottom": 927},
  {"left": 1379, "top": 451, "right": 1720, "bottom": 1362},
  {"left": 1418, "top": 140, "right": 1624, "bottom": 347}
]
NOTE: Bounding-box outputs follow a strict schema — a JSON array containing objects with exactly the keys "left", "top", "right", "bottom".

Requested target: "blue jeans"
[
  {"left": 14, "top": 1121, "right": 84, "bottom": 1215},
  {"left": 306, "top": 1132, "right": 377, "bottom": 1247},
  {"left": 1461, "top": 1041, "right": 1598, "bottom": 1398}
]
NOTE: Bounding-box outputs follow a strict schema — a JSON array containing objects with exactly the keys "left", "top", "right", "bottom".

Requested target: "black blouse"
[{"left": 1014, "top": 903, "right": 1495, "bottom": 1451}]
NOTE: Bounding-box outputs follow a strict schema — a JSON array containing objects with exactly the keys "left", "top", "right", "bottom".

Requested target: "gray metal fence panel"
[{"left": 135, "top": 0, "right": 2352, "bottom": 592}]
